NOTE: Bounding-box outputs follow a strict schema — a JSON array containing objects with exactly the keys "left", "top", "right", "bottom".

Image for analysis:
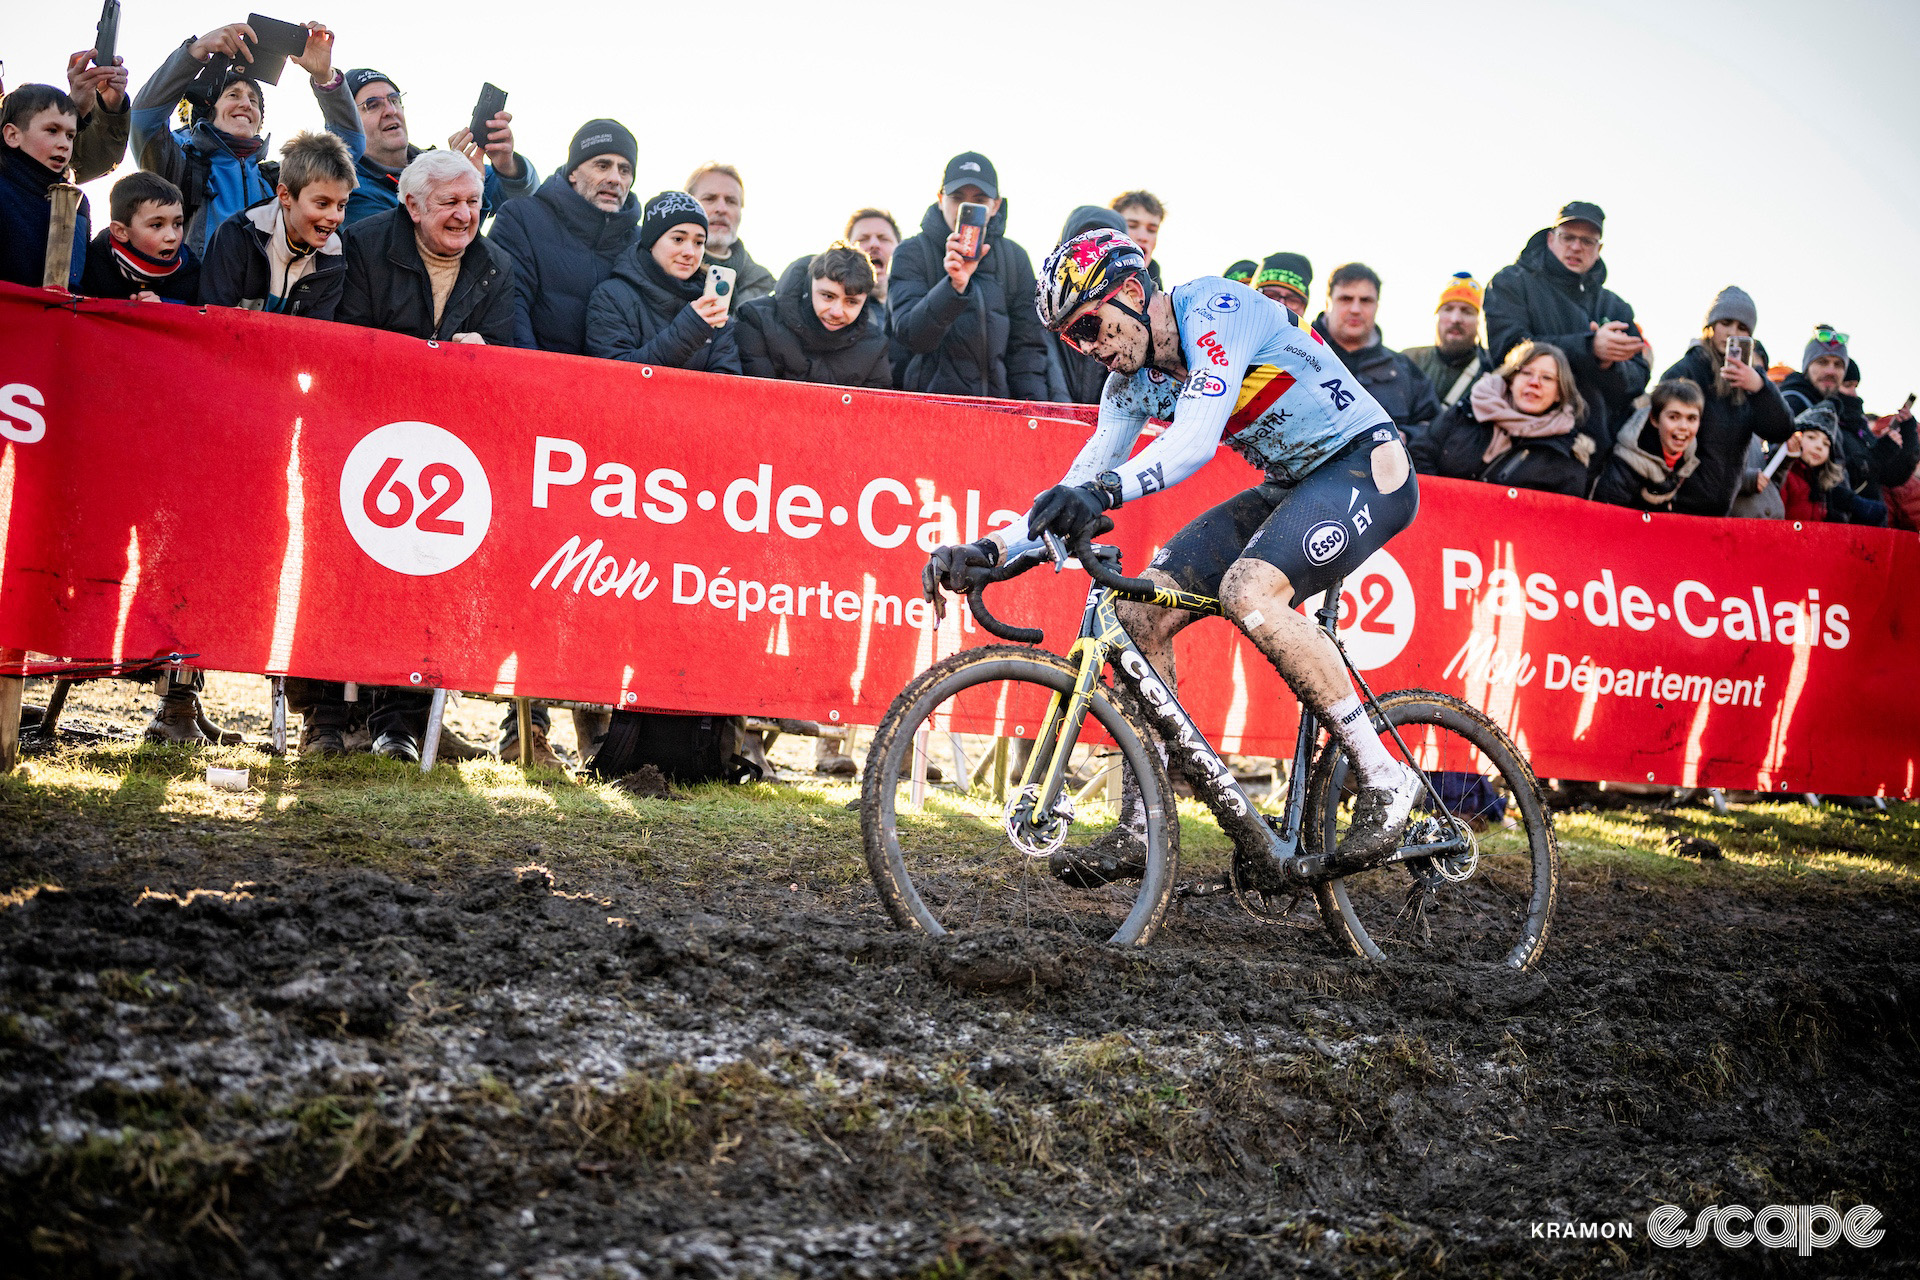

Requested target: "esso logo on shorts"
[
  {"left": 1309, "top": 548, "right": 1415, "bottom": 671},
  {"left": 1302, "top": 520, "right": 1348, "bottom": 566},
  {"left": 339, "top": 421, "right": 492, "bottom": 576}
]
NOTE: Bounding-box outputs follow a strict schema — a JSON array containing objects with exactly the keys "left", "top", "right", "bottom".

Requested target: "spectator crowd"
[{"left": 4, "top": 19, "right": 1916, "bottom": 767}]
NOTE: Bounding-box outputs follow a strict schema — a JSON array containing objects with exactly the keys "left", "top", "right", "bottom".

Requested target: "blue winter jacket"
[{"left": 487, "top": 170, "right": 641, "bottom": 354}]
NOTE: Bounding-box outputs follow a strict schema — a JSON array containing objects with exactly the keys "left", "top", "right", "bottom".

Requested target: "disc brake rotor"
[{"left": 1004, "top": 783, "right": 1074, "bottom": 858}]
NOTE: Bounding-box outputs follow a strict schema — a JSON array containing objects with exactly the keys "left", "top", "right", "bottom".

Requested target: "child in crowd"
[
  {"left": 1781, "top": 402, "right": 1887, "bottom": 526},
  {"left": 1590, "top": 379, "right": 1704, "bottom": 511},
  {"left": 199, "top": 131, "right": 356, "bottom": 318},
  {"left": 0, "top": 84, "right": 88, "bottom": 289},
  {"left": 586, "top": 191, "right": 741, "bottom": 372},
  {"left": 80, "top": 172, "right": 202, "bottom": 303}
]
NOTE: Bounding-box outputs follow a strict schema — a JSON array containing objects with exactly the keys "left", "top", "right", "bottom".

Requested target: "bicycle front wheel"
[
  {"left": 861, "top": 645, "right": 1179, "bottom": 946},
  {"left": 1306, "top": 689, "right": 1559, "bottom": 969}
]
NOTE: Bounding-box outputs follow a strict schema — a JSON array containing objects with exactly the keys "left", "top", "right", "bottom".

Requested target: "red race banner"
[{"left": 3, "top": 283, "right": 1917, "bottom": 796}]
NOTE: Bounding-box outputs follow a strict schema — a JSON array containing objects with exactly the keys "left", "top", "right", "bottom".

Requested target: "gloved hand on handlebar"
[
  {"left": 921, "top": 538, "right": 999, "bottom": 621},
  {"left": 1028, "top": 483, "right": 1113, "bottom": 542}
]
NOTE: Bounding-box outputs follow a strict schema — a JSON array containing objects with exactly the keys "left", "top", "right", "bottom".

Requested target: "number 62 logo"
[{"left": 339, "top": 422, "right": 493, "bottom": 576}]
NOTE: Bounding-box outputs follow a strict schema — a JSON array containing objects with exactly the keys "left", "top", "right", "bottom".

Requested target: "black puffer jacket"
[
  {"left": 1410, "top": 382, "right": 1592, "bottom": 498},
  {"left": 735, "top": 257, "right": 889, "bottom": 388},
  {"left": 487, "top": 170, "right": 641, "bottom": 354},
  {"left": 887, "top": 201, "right": 1048, "bottom": 399},
  {"left": 1484, "top": 228, "right": 1650, "bottom": 449},
  {"left": 1662, "top": 343, "right": 1794, "bottom": 516},
  {"left": 585, "top": 245, "right": 741, "bottom": 373},
  {"left": 1310, "top": 315, "right": 1441, "bottom": 434},
  {"left": 336, "top": 208, "right": 519, "bottom": 344}
]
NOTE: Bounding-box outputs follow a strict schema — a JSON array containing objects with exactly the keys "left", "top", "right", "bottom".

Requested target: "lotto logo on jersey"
[
  {"left": 1303, "top": 520, "right": 1348, "bottom": 566},
  {"left": 1206, "top": 292, "right": 1240, "bottom": 315},
  {"left": 1197, "top": 330, "right": 1230, "bottom": 367}
]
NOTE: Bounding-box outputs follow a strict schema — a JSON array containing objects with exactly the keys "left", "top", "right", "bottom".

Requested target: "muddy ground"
[{"left": 2, "top": 677, "right": 1916, "bottom": 1277}]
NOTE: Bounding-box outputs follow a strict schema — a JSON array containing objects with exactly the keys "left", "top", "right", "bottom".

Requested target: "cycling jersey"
[{"left": 1003, "top": 277, "right": 1390, "bottom": 557}]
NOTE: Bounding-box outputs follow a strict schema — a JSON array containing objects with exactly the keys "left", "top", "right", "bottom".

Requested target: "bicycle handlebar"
[
  {"left": 966, "top": 575, "right": 1043, "bottom": 645},
  {"left": 1070, "top": 534, "right": 1161, "bottom": 598}
]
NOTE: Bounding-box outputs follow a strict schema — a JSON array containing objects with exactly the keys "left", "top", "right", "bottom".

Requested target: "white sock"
[{"left": 1325, "top": 694, "right": 1400, "bottom": 788}]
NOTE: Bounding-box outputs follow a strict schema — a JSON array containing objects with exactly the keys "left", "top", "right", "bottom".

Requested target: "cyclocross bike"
[{"left": 860, "top": 534, "right": 1559, "bottom": 968}]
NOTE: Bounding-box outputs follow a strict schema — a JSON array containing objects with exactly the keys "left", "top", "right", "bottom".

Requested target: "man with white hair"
[
  {"left": 333, "top": 150, "right": 521, "bottom": 763},
  {"left": 338, "top": 147, "right": 519, "bottom": 345}
]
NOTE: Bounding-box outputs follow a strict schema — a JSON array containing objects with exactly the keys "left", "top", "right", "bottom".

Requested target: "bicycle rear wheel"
[
  {"left": 861, "top": 645, "right": 1179, "bottom": 946},
  {"left": 1306, "top": 689, "right": 1558, "bottom": 969}
]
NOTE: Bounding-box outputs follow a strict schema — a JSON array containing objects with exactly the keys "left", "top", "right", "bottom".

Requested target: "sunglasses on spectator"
[
  {"left": 1813, "top": 326, "right": 1849, "bottom": 346},
  {"left": 359, "top": 91, "right": 404, "bottom": 112}
]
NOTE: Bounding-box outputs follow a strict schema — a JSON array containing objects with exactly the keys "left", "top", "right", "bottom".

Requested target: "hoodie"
[
  {"left": 734, "top": 256, "right": 889, "bottom": 388},
  {"left": 1589, "top": 401, "right": 1701, "bottom": 510}
]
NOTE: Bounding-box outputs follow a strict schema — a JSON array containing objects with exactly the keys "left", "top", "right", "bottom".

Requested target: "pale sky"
[{"left": 10, "top": 0, "right": 1919, "bottom": 403}]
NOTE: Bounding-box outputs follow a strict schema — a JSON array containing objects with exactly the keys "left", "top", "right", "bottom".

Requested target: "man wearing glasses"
[
  {"left": 922, "top": 229, "right": 1424, "bottom": 874},
  {"left": 1484, "top": 201, "right": 1650, "bottom": 467},
  {"left": 341, "top": 68, "right": 537, "bottom": 225}
]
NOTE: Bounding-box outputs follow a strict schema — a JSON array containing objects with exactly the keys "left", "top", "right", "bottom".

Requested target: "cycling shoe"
[{"left": 1328, "top": 762, "right": 1422, "bottom": 874}]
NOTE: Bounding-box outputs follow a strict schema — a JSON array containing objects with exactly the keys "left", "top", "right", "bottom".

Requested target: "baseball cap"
[
  {"left": 1553, "top": 201, "right": 1605, "bottom": 233},
  {"left": 344, "top": 68, "right": 399, "bottom": 100},
  {"left": 942, "top": 151, "right": 998, "bottom": 199}
]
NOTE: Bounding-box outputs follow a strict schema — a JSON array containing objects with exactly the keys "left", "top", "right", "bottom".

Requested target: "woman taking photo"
[{"left": 586, "top": 190, "right": 741, "bottom": 373}]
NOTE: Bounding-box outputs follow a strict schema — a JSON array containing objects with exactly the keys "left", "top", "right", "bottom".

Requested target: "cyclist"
[{"left": 923, "top": 229, "right": 1421, "bottom": 876}]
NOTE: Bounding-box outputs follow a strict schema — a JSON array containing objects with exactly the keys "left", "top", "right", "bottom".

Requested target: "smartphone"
[
  {"left": 241, "top": 13, "right": 312, "bottom": 84},
  {"left": 1725, "top": 334, "right": 1755, "bottom": 366},
  {"left": 955, "top": 202, "right": 989, "bottom": 259},
  {"left": 93, "top": 0, "right": 121, "bottom": 69},
  {"left": 1902, "top": 393, "right": 1916, "bottom": 415},
  {"left": 470, "top": 82, "right": 508, "bottom": 150},
  {"left": 702, "top": 264, "right": 737, "bottom": 315}
]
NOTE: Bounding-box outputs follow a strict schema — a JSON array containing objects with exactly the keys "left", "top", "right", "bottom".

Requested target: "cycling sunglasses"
[
  {"left": 1059, "top": 288, "right": 1146, "bottom": 352},
  {"left": 1812, "top": 326, "right": 1849, "bottom": 346}
]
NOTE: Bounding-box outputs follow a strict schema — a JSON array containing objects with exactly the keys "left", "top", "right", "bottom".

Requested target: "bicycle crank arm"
[{"left": 1284, "top": 831, "right": 1471, "bottom": 883}]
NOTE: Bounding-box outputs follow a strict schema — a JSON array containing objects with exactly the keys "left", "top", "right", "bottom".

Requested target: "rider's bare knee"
[
  {"left": 1116, "top": 569, "right": 1187, "bottom": 644},
  {"left": 1220, "top": 558, "right": 1295, "bottom": 629}
]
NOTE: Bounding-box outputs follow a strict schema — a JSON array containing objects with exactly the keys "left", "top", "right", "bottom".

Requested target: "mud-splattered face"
[{"left": 1060, "top": 281, "right": 1150, "bottom": 375}]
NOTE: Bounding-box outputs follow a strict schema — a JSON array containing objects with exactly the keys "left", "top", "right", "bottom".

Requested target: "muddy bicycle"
[{"left": 860, "top": 534, "right": 1558, "bottom": 968}]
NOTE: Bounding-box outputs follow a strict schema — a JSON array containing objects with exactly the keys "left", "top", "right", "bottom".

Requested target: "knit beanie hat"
[
  {"left": 1793, "top": 399, "right": 1839, "bottom": 441},
  {"left": 1704, "top": 285, "right": 1757, "bottom": 332},
  {"left": 343, "top": 68, "right": 398, "bottom": 100},
  {"left": 638, "top": 190, "right": 707, "bottom": 250},
  {"left": 1845, "top": 359, "right": 1861, "bottom": 384},
  {"left": 1254, "top": 252, "right": 1312, "bottom": 298},
  {"left": 568, "top": 119, "right": 638, "bottom": 177},
  {"left": 1437, "top": 271, "right": 1483, "bottom": 312},
  {"left": 1801, "top": 325, "right": 1849, "bottom": 372},
  {"left": 1222, "top": 260, "right": 1258, "bottom": 284}
]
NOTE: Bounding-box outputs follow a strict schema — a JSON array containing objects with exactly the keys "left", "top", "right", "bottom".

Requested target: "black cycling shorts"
[{"left": 1148, "top": 427, "right": 1418, "bottom": 607}]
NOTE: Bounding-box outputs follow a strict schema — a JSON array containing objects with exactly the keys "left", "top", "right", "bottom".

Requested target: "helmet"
[{"left": 1035, "top": 228, "right": 1148, "bottom": 331}]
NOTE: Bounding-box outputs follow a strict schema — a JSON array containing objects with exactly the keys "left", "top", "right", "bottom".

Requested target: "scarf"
[
  {"left": 638, "top": 246, "right": 707, "bottom": 304},
  {"left": 1470, "top": 371, "right": 1577, "bottom": 465},
  {"left": 212, "top": 127, "right": 268, "bottom": 161},
  {"left": 111, "top": 238, "right": 185, "bottom": 285}
]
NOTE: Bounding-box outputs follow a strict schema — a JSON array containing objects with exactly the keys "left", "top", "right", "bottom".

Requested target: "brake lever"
[{"left": 1042, "top": 532, "right": 1069, "bottom": 572}]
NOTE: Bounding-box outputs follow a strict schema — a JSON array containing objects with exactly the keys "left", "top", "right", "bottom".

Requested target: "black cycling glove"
[
  {"left": 1028, "top": 483, "right": 1111, "bottom": 542},
  {"left": 922, "top": 538, "right": 999, "bottom": 621}
]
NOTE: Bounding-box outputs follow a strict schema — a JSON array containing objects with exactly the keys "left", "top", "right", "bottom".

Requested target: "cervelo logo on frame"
[
  {"left": 339, "top": 422, "right": 493, "bottom": 576},
  {"left": 1305, "top": 547, "right": 1415, "bottom": 671}
]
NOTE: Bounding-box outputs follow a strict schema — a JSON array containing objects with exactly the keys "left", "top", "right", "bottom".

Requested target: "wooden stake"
[{"left": 42, "top": 184, "right": 83, "bottom": 290}]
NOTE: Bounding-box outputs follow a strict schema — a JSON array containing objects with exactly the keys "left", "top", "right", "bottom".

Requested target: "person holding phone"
[
  {"left": 64, "top": 45, "right": 132, "bottom": 183},
  {"left": 585, "top": 191, "right": 741, "bottom": 374},
  {"left": 339, "top": 68, "right": 537, "bottom": 226},
  {"left": 131, "top": 18, "right": 364, "bottom": 257},
  {"left": 1652, "top": 285, "right": 1795, "bottom": 517},
  {"left": 886, "top": 150, "right": 1049, "bottom": 400}
]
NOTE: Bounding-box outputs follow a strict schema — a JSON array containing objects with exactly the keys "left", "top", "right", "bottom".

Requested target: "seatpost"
[{"left": 1315, "top": 577, "right": 1345, "bottom": 636}]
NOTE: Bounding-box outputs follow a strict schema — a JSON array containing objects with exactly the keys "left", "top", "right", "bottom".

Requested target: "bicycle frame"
[{"left": 995, "top": 547, "right": 1471, "bottom": 885}]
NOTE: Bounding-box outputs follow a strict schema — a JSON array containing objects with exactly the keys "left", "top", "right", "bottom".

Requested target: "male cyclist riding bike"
[{"left": 922, "top": 229, "right": 1423, "bottom": 877}]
